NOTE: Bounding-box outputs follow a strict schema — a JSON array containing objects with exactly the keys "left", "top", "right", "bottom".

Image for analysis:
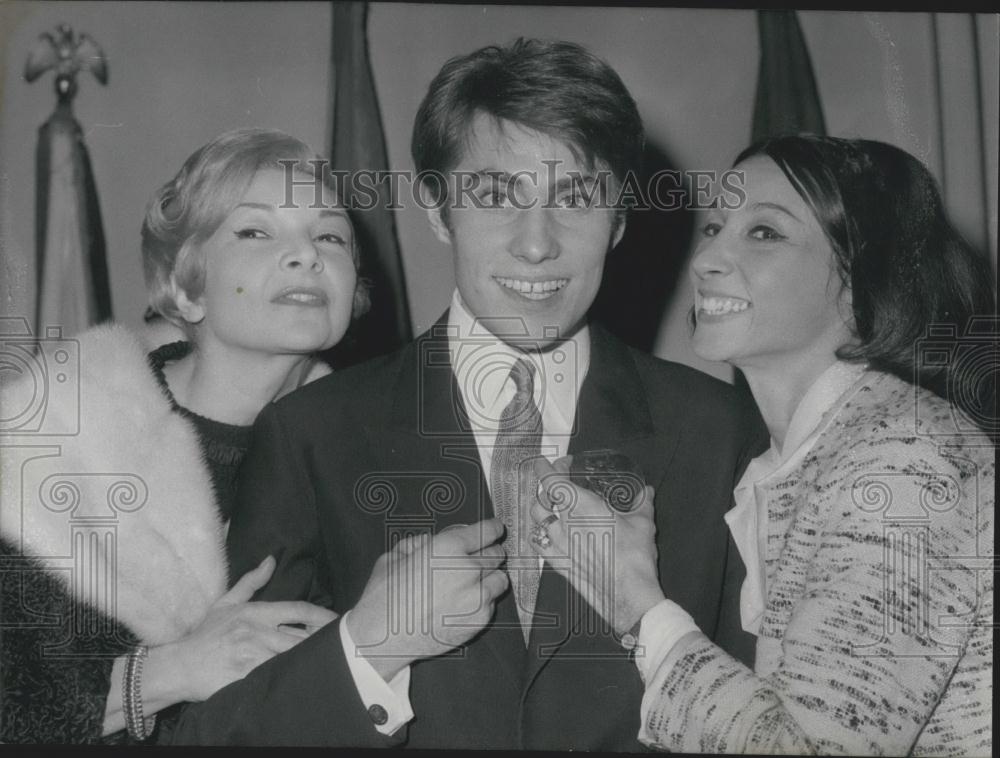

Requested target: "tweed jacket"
[{"left": 639, "top": 370, "right": 993, "bottom": 755}]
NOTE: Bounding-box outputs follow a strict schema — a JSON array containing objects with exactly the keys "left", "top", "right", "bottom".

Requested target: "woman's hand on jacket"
[
  {"left": 157, "top": 555, "right": 339, "bottom": 702},
  {"left": 529, "top": 456, "right": 666, "bottom": 635}
]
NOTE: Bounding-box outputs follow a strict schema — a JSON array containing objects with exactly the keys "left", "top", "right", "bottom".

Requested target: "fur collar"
[{"left": 1, "top": 324, "right": 226, "bottom": 645}]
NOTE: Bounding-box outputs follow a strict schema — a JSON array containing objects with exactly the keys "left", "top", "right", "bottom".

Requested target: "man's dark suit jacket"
[{"left": 171, "top": 317, "right": 765, "bottom": 748}]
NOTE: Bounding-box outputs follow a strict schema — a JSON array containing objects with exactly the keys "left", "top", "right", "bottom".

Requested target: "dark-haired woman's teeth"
[{"left": 495, "top": 277, "right": 569, "bottom": 299}]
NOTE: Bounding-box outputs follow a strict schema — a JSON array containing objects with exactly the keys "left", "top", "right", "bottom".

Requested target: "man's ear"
[
  {"left": 421, "top": 184, "right": 452, "bottom": 245},
  {"left": 172, "top": 279, "right": 206, "bottom": 325}
]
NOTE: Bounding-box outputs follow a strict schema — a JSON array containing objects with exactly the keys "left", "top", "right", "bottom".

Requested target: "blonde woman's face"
[{"left": 186, "top": 168, "right": 357, "bottom": 358}]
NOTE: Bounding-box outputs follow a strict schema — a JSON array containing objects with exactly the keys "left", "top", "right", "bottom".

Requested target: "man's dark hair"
[
  {"left": 736, "top": 134, "right": 997, "bottom": 432},
  {"left": 411, "top": 37, "right": 644, "bottom": 209}
]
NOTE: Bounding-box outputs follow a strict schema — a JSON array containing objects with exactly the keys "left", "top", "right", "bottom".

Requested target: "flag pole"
[{"left": 26, "top": 23, "right": 112, "bottom": 337}]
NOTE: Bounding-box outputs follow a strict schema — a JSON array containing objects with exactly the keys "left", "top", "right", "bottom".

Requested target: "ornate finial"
[{"left": 24, "top": 23, "right": 108, "bottom": 104}]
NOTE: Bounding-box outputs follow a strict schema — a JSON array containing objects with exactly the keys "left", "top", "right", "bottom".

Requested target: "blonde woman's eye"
[
  {"left": 700, "top": 222, "right": 722, "bottom": 237},
  {"left": 235, "top": 228, "right": 269, "bottom": 240}
]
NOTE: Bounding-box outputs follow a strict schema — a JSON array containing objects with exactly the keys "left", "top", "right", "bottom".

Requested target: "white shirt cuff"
[
  {"left": 632, "top": 599, "right": 701, "bottom": 747},
  {"left": 632, "top": 598, "right": 700, "bottom": 684},
  {"left": 339, "top": 610, "right": 414, "bottom": 736}
]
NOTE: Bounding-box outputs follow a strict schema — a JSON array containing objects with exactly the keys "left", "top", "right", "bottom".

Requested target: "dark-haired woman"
[{"left": 529, "top": 135, "right": 994, "bottom": 755}]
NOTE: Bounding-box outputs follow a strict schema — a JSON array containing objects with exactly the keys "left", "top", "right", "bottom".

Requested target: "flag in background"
[
  {"left": 324, "top": 1, "right": 412, "bottom": 367},
  {"left": 752, "top": 10, "right": 827, "bottom": 141},
  {"left": 28, "top": 26, "right": 112, "bottom": 337},
  {"left": 732, "top": 11, "right": 826, "bottom": 395}
]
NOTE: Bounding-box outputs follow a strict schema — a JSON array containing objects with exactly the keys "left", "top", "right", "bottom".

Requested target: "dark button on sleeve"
[{"left": 368, "top": 704, "right": 389, "bottom": 726}]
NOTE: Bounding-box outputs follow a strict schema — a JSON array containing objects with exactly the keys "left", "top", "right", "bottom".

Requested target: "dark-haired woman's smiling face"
[{"left": 688, "top": 156, "right": 852, "bottom": 372}]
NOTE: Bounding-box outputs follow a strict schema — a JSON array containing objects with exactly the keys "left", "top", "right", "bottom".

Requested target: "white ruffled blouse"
[{"left": 725, "top": 360, "right": 868, "bottom": 635}]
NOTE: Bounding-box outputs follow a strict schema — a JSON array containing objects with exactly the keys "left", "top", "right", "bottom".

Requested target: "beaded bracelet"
[{"left": 122, "top": 645, "right": 157, "bottom": 740}]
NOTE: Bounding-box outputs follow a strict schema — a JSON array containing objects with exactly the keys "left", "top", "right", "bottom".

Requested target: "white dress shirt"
[
  {"left": 338, "top": 290, "right": 591, "bottom": 735},
  {"left": 447, "top": 289, "right": 591, "bottom": 487},
  {"left": 338, "top": 611, "right": 414, "bottom": 736},
  {"left": 633, "top": 359, "right": 868, "bottom": 747}
]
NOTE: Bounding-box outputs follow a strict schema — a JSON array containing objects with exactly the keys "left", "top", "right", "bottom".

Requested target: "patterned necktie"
[{"left": 490, "top": 356, "right": 542, "bottom": 643}]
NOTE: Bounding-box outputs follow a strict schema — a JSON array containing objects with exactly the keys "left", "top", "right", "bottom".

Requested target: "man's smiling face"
[{"left": 428, "top": 113, "right": 624, "bottom": 350}]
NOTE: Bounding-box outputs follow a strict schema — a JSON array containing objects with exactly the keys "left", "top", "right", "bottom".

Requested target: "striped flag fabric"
[
  {"left": 324, "top": 1, "right": 412, "bottom": 367},
  {"left": 752, "top": 10, "right": 827, "bottom": 141}
]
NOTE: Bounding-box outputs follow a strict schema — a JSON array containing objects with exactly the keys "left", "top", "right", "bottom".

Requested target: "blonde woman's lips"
[{"left": 272, "top": 287, "right": 329, "bottom": 306}]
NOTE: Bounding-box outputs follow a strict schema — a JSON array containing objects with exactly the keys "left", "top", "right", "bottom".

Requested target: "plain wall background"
[{"left": 2, "top": 3, "right": 996, "bottom": 382}]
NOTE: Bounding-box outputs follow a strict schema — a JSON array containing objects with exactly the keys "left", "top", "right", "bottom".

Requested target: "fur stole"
[{"left": 1, "top": 324, "right": 227, "bottom": 645}]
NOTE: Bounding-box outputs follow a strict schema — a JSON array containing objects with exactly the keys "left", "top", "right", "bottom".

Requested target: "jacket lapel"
[{"left": 366, "top": 313, "right": 526, "bottom": 688}]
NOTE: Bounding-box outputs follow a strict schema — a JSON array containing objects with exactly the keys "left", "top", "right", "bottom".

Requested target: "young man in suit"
[{"left": 224, "top": 38, "right": 764, "bottom": 749}]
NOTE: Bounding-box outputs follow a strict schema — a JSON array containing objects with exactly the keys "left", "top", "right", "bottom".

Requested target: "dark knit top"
[{"left": 148, "top": 341, "right": 253, "bottom": 520}]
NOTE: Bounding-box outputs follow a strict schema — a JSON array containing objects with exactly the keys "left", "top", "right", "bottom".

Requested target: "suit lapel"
[
  {"left": 366, "top": 314, "right": 526, "bottom": 688},
  {"left": 525, "top": 324, "right": 678, "bottom": 689}
]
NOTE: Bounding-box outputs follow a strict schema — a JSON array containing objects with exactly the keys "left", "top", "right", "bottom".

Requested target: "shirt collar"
[
  {"left": 738, "top": 359, "right": 868, "bottom": 493},
  {"left": 778, "top": 360, "right": 868, "bottom": 461},
  {"left": 446, "top": 289, "right": 590, "bottom": 432}
]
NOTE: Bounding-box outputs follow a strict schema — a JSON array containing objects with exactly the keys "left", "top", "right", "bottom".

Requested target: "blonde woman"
[{"left": 1, "top": 128, "right": 362, "bottom": 742}]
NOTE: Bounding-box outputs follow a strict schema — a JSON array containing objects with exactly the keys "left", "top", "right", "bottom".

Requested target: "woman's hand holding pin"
[{"left": 529, "top": 456, "right": 665, "bottom": 636}]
